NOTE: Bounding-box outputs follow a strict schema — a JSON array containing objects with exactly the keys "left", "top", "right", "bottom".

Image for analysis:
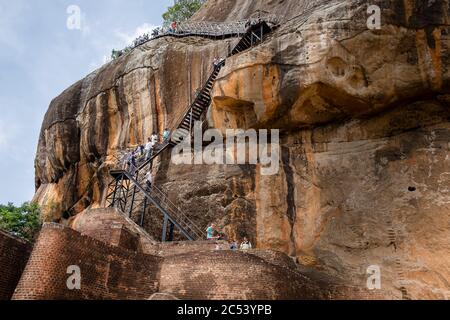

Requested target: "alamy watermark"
[
  {"left": 66, "top": 265, "right": 81, "bottom": 290},
  {"left": 366, "top": 265, "right": 381, "bottom": 290},
  {"left": 66, "top": 5, "right": 82, "bottom": 30},
  {"left": 171, "top": 122, "right": 280, "bottom": 176},
  {"left": 367, "top": 5, "right": 381, "bottom": 30}
]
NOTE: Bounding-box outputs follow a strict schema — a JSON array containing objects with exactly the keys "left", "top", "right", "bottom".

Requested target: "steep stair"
[
  {"left": 108, "top": 170, "right": 204, "bottom": 241},
  {"left": 107, "top": 19, "right": 280, "bottom": 241}
]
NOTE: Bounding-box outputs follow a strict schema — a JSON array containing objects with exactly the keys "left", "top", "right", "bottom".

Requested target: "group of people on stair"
[
  {"left": 122, "top": 128, "right": 171, "bottom": 177},
  {"left": 206, "top": 223, "right": 253, "bottom": 251},
  {"left": 245, "top": 17, "right": 263, "bottom": 29},
  {"left": 213, "top": 57, "right": 225, "bottom": 69}
]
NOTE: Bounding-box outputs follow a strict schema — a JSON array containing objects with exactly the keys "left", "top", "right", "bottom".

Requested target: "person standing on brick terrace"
[
  {"left": 229, "top": 239, "right": 238, "bottom": 250},
  {"left": 240, "top": 237, "right": 252, "bottom": 250},
  {"left": 206, "top": 224, "right": 219, "bottom": 240}
]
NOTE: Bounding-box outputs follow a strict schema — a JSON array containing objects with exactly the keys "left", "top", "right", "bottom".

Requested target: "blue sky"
[{"left": 0, "top": 0, "right": 173, "bottom": 205}]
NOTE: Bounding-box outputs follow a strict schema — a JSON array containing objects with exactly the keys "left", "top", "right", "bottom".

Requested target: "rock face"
[{"left": 34, "top": 0, "right": 450, "bottom": 299}]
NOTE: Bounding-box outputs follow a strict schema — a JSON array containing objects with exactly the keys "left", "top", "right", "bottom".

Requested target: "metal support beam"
[
  {"left": 162, "top": 214, "right": 169, "bottom": 242},
  {"left": 141, "top": 197, "right": 147, "bottom": 227},
  {"left": 119, "top": 173, "right": 127, "bottom": 212},
  {"left": 129, "top": 185, "right": 137, "bottom": 218},
  {"left": 128, "top": 171, "right": 139, "bottom": 218},
  {"left": 260, "top": 24, "right": 264, "bottom": 43},
  {"left": 168, "top": 222, "right": 175, "bottom": 242},
  {"left": 111, "top": 179, "right": 119, "bottom": 206}
]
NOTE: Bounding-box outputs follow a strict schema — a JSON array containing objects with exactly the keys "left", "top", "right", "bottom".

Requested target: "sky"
[{"left": 0, "top": 0, "right": 173, "bottom": 205}]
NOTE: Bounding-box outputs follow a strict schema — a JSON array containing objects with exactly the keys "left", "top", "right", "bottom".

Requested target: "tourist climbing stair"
[{"left": 107, "top": 17, "right": 280, "bottom": 241}]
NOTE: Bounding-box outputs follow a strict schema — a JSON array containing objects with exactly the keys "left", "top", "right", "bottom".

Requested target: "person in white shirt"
[
  {"left": 144, "top": 138, "right": 153, "bottom": 161},
  {"left": 240, "top": 237, "right": 252, "bottom": 250},
  {"left": 145, "top": 171, "right": 153, "bottom": 190},
  {"left": 151, "top": 132, "right": 159, "bottom": 146}
]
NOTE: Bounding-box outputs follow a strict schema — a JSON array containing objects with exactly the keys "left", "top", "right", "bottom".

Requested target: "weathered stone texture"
[{"left": 33, "top": 0, "right": 450, "bottom": 299}]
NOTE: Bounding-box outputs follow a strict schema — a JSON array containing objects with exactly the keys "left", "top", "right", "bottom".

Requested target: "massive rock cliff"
[{"left": 34, "top": 0, "right": 450, "bottom": 299}]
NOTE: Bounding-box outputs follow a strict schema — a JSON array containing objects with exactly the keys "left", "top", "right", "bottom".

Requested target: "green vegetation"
[
  {"left": 0, "top": 202, "right": 42, "bottom": 242},
  {"left": 162, "top": 0, "right": 206, "bottom": 26}
]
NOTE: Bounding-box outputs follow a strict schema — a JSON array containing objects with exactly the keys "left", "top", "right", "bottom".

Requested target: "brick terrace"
[
  {"left": 0, "top": 230, "right": 32, "bottom": 300},
  {"left": 3, "top": 208, "right": 399, "bottom": 300}
]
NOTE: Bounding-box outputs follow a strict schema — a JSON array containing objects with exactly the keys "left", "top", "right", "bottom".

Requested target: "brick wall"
[
  {"left": 113, "top": 225, "right": 140, "bottom": 251},
  {"left": 153, "top": 240, "right": 228, "bottom": 256},
  {"left": 0, "top": 230, "right": 32, "bottom": 300},
  {"left": 70, "top": 208, "right": 157, "bottom": 254},
  {"left": 12, "top": 223, "right": 162, "bottom": 300},
  {"left": 159, "top": 250, "right": 327, "bottom": 300},
  {"left": 10, "top": 221, "right": 398, "bottom": 300},
  {"left": 325, "top": 284, "right": 399, "bottom": 300},
  {"left": 247, "top": 249, "right": 299, "bottom": 272}
]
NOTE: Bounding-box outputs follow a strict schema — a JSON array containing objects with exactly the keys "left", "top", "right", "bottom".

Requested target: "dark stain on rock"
[
  {"left": 282, "top": 146, "right": 296, "bottom": 226},
  {"left": 115, "top": 79, "right": 130, "bottom": 147}
]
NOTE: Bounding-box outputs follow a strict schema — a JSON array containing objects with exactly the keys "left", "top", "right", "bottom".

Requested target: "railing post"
[
  {"left": 129, "top": 186, "right": 136, "bottom": 218},
  {"left": 119, "top": 173, "right": 127, "bottom": 212},
  {"left": 189, "top": 107, "right": 193, "bottom": 138},
  {"left": 128, "top": 171, "right": 138, "bottom": 218}
]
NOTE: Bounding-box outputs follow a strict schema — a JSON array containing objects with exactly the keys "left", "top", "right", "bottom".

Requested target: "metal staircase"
[
  {"left": 231, "top": 21, "right": 273, "bottom": 55},
  {"left": 145, "top": 15, "right": 281, "bottom": 43},
  {"left": 106, "top": 170, "right": 203, "bottom": 241},
  {"left": 171, "top": 59, "right": 225, "bottom": 145},
  {"left": 106, "top": 19, "right": 280, "bottom": 241}
]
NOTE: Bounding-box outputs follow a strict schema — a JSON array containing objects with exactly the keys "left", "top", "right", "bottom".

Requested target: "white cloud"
[{"left": 115, "top": 22, "right": 160, "bottom": 46}]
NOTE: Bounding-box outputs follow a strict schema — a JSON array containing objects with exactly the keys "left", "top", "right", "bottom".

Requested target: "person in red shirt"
[{"left": 171, "top": 21, "right": 177, "bottom": 33}]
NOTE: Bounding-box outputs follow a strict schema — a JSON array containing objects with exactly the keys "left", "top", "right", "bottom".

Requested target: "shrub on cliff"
[
  {"left": 0, "top": 202, "right": 42, "bottom": 242},
  {"left": 162, "top": 0, "right": 206, "bottom": 26}
]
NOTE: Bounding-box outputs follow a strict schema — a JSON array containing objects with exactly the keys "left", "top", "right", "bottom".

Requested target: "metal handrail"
[
  {"left": 114, "top": 15, "right": 283, "bottom": 59},
  {"left": 120, "top": 171, "right": 201, "bottom": 240},
  {"left": 137, "top": 188, "right": 204, "bottom": 239},
  {"left": 169, "top": 60, "right": 224, "bottom": 142},
  {"left": 138, "top": 177, "right": 204, "bottom": 238}
]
